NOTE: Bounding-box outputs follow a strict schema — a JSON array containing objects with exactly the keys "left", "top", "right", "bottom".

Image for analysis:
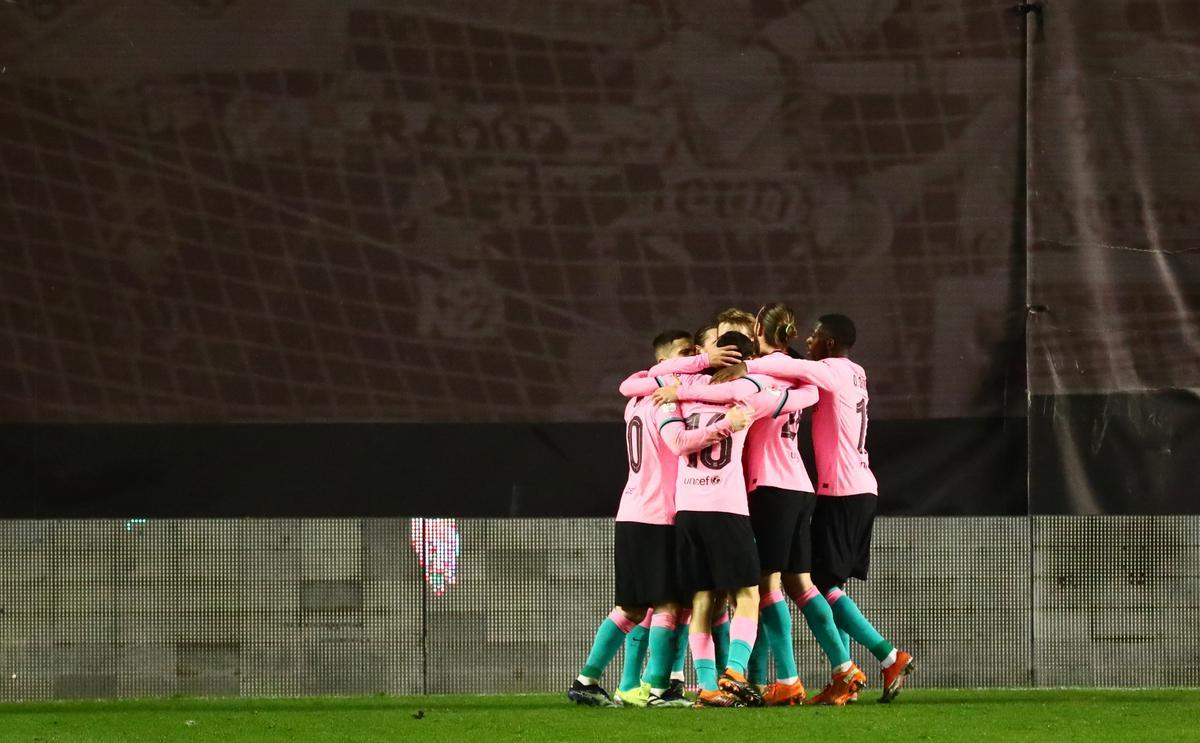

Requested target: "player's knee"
[
  {"left": 707, "top": 595, "right": 727, "bottom": 621},
  {"left": 814, "top": 577, "right": 843, "bottom": 596},
  {"left": 617, "top": 605, "right": 648, "bottom": 624},
  {"left": 780, "top": 572, "right": 803, "bottom": 601},
  {"left": 735, "top": 584, "right": 759, "bottom": 606},
  {"left": 691, "top": 591, "right": 713, "bottom": 618},
  {"left": 785, "top": 571, "right": 815, "bottom": 592}
]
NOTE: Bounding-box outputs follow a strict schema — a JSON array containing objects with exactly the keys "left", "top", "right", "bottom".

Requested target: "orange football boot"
[
  {"left": 762, "top": 679, "right": 806, "bottom": 706},
  {"left": 806, "top": 664, "right": 866, "bottom": 706},
  {"left": 718, "top": 669, "right": 765, "bottom": 707},
  {"left": 879, "top": 650, "right": 915, "bottom": 703},
  {"left": 694, "top": 689, "right": 745, "bottom": 708}
]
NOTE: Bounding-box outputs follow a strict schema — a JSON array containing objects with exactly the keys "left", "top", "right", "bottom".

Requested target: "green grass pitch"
[{"left": 2, "top": 690, "right": 1197, "bottom": 742}]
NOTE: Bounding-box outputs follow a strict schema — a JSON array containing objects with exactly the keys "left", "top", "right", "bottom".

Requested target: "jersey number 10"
[{"left": 626, "top": 417, "right": 643, "bottom": 473}]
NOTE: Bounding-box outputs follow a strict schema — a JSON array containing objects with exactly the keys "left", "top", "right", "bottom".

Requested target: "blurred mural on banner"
[
  {"left": 0, "top": 0, "right": 1023, "bottom": 423},
  {"left": 1, "top": 1, "right": 1196, "bottom": 514}
]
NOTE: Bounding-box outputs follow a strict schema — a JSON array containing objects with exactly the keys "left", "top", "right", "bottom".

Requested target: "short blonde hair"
[{"left": 715, "top": 307, "right": 755, "bottom": 334}]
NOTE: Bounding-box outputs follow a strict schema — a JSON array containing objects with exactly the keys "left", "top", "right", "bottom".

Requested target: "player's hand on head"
[
  {"left": 651, "top": 385, "right": 679, "bottom": 406},
  {"left": 711, "top": 362, "right": 748, "bottom": 384},
  {"left": 726, "top": 404, "right": 752, "bottom": 432},
  {"left": 707, "top": 345, "right": 741, "bottom": 368}
]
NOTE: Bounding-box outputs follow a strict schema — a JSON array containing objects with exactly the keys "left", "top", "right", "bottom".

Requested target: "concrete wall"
[{"left": 0, "top": 516, "right": 1197, "bottom": 699}]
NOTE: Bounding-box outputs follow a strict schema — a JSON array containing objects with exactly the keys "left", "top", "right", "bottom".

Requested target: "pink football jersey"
[
  {"left": 656, "top": 399, "right": 750, "bottom": 516},
  {"left": 615, "top": 395, "right": 679, "bottom": 525},
  {"left": 669, "top": 364, "right": 819, "bottom": 494},
  {"left": 744, "top": 355, "right": 878, "bottom": 497},
  {"left": 743, "top": 383, "right": 819, "bottom": 494}
]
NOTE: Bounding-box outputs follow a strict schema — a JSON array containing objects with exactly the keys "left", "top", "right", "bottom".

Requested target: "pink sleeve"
[
  {"left": 742, "top": 389, "right": 786, "bottom": 421},
  {"left": 743, "top": 384, "right": 817, "bottom": 421},
  {"left": 675, "top": 377, "right": 761, "bottom": 405},
  {"left": 619, "top": 370, "right": 663, "bottom": 398},
  {"left": 656, "top": 403, "right": 733, "bottom": 456},
  {"left": 647, "top": 354, "right": 709, "bottom": 377},
  {"left": 744, "top": 356, "right": 839, "bottom": 391},
  {"left": 780, "top": 385, "right": 819, "bottom": 414}
]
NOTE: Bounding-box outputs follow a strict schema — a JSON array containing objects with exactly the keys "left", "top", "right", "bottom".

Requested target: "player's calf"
[
  {"left": 716, "top": 586, "right": 764, "bottom": 706},
  {"left": 570, "top": 606, "right": 646, "bottom": 706}
]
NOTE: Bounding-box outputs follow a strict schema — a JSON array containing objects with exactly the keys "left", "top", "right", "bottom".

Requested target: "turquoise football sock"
[
  {"left": 642, "top": 613, "right": 677, "bottom": 690},
  {"left": 618, "top": 619, "right": 649, "bottom": 691},
  {"left": 747, "top": 634, "right": 769, "bottom": 685},
  {"left": 760, "top": 592, "right": 798, "bottom": 681},
  {"left": 798, "top": 589, "right": 852, "bottom": 667},
  {"left": 713, "top": 612, "right": 731, "bottom": 670},
  {"left": 827, "top": 589, "right": 893, "bottom": 662},
  {"left": 671, "top": 622, "right": 688, "bottom": 676},
  {"left": 579, "top": 609, "right": 636, "bottom": 681}
]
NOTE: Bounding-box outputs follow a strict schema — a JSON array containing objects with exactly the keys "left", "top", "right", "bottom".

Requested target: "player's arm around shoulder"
[
  {"left": 619, "top": 369, "right": 684, "bottom": 398},
  {"left": 744, "top": 355, "right": 840, "bottom": 391},
  {"left": 656, "top": 401, "right": 735, "bottom": 456},
  {"left": 652, "top": 374, "right": 763, "bottom": 408}
]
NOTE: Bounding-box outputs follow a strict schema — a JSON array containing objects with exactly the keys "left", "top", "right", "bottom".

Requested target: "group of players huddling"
[{"left": 567, "top": 305, "right": 914, "bottom": 708}]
